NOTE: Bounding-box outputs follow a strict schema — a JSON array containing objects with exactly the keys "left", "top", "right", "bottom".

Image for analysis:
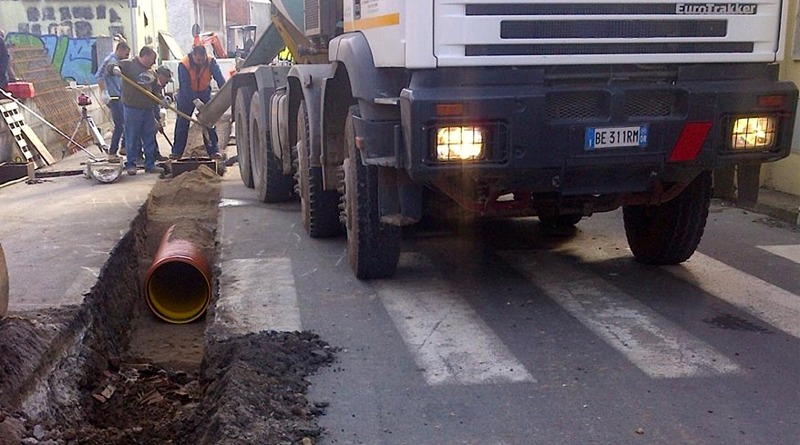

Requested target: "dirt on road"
[{"left": 0, "top": 166, "right": 336, "bottom": 445}]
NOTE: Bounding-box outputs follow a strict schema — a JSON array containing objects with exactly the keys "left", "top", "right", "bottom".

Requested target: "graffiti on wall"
[
  {"left": 1, "top": 2, "right": 130, "bottom": 85},
  {"left": 6, "top": 33, "right": 97, "bottom": 85},
  {"left": 16, "top": 4, "right": 125, "bottom": 39}
]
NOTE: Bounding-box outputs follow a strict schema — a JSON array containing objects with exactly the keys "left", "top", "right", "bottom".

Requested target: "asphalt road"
[{"left": 217, "top": 167, "right": 800, "bottom": 445}]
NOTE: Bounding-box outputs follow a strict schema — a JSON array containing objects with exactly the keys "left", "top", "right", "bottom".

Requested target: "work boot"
[
  {"left": 145, "top": 166, "right": 164, "bottom": 174},
  {"left": 107, "top": 154, "right": 120, "bottom": 163},
  {"left": 155, "top": 153, "right": 168, "bottom": 162},
  {"left": 126, "top": 166, "right": 137, "bottom": 176}
]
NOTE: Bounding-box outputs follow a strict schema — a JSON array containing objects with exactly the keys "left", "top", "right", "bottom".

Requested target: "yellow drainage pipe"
[{"left": 143, "top": 225, "right": 212, "bottom": 324}]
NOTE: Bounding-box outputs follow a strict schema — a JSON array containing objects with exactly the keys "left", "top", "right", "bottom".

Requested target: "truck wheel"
[
  {"left": 235, "top": 86, "right": 255, "bottom": 188},
  {"left": 623, "top": 171, "right": 712, "bottom": 265},
  {"left": 344, "top": 105, "right": 400, "bottom": 279},
  {"left": 296, "top": 100, "right": 343, "bottom": 237},
  {"left": 539, "top": 214, "right": 582, "bottom": 228},
  {"left": 250, "top": 92, "right": 293, "bottom": 203}
]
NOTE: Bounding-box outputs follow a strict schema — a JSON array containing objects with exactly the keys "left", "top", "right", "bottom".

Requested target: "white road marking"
[
  {"left": 665, "top": 252, "right": 800, "bottom": 339},
  {"left": 502, "top": 251, "right": 741, "bottom": 378},
  {"left": 376, "top": 253, "right": 535, "bottom": 386},
  {"left": 757, "top": 244, "right": 800, "bottom": 265},
  {"left": 215, "top": 258, "right": 302, "bottom": 338},
  {"left": 218, "top": 198, "right": 251, "bottom": 208}
]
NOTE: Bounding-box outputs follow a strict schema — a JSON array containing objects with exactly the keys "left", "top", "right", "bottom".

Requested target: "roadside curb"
[{"left": 743, "top": 188, "right": 800, "bottom": 227}]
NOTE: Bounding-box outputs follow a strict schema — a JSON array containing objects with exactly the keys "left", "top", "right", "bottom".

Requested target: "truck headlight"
[
  {"left": 731, "top": 117, "right": 776, "bottom": 150},
  {"left": 436, "top": 126, "right": 485, "bottom": 161}
]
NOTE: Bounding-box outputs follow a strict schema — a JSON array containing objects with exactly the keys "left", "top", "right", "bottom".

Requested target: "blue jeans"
[
  {"left": 106, "top": 99, "right": 124, "bottom": 155},
  {"left": 173, "top": 93, "right": 218, "bottom": 158},
  {"left": 123, "top": 106, "right": 158, "bottom": 170}
]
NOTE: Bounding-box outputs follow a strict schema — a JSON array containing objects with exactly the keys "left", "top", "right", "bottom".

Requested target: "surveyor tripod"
[{"left": 65, "top": 94, "right": 108, "bottom": 156}]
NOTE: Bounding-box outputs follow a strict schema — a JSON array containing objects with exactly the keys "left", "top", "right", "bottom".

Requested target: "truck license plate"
[{"left": 585, "top": 125, "right": 648, "bottom": 150}]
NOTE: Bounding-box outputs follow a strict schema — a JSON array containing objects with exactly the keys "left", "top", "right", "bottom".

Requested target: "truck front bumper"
[{"left": 355, "top": 64, "right": 797, "bottom": 197}]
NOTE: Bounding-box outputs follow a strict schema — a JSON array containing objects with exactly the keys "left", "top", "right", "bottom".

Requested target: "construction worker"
[
  {"left": 172, "top": 44, "right": 226, "bottom": 159},
  {"left": 125, "top": 65, "right": 172, "bottom": 166},
  {"left": 0, "top": 29, "right": 17, "bottom": 89},
  {"left": 153, "top": 65, "right": 173, "bottom": 158},
  {"left": 95, "top": 40, "right": 131, "bottom": 162},
  {"left": 111, "top": 45, "right": 165, "bottom": 175}
]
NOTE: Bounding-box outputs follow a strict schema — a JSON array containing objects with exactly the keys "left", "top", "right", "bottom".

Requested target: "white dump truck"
[{"left": 223, "top": 0, "right": 797, "bottom": 279}]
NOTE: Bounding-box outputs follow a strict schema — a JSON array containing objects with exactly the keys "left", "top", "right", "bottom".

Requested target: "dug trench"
[{"left": 0, "top": 166, "right": 335, "bottom": 444}]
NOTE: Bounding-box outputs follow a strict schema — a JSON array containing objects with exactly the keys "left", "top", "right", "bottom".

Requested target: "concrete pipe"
[
  {"left": 1, "top": 243, "right": 8, "bottom": 317},
  {"left": 144, "top": 225, "right": 212, "bottom": 324}
]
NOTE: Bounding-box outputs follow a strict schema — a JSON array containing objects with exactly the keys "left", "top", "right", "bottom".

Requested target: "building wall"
[
  {"left": 761, "top": 153, "right": 800, "bottom": 193},
  {"left": 197, "top": 0, "right": 228, "bottom": 40},
  {"left": 0, "top": 0, "right": 169, "bottom": 84},
  {"left": 227, "top": 0, "right": 250, "bottom": 26},
  {"left": 6, "top": 33, "right": 96, "bottom": 84},
  {"left": 771, "top": 0, "right": 800, "bottom": 196},
  {"left": 167, "top": 0, "right": 198, "bottom": 56},
  {"left": 129, "top": 0, "right": 170, "bottom": 54},
  {"left": 2, "top": 0, "right": 127, "bottom": 38},
  {"left": 167, "top": 0, "right": 226, "bottom": 58},
  {"left": 250, "top": 0, "right": 273, "bottom": 35}
]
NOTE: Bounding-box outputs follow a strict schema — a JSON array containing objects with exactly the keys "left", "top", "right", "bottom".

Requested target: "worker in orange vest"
[{"left": 172, "top": 44, "right": 226, "bottom": 159}]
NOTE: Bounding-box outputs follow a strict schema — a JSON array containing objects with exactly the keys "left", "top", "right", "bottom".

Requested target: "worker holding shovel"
[
  {"left": 154, "top": 65, "right": 174, "bottom": 149},
  {"left": 172, "top": 44, "right": 226, "bottom": 159},
  {"left": 110, "top": 46, "right": 167, "bottom": 176}
]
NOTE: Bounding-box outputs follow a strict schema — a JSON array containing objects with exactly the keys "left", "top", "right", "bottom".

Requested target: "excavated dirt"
[
  {"left": 42, "top": 331, "right": 334, "bottom": 445},
  {"left": 0, "top": 165, "right": 336, "bottom": 444},
  {"left": 129, "top": 164, "right": 221, "bottom": 371}
]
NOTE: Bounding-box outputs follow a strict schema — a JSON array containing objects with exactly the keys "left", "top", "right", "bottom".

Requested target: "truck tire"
[
  {"left": 250, "top": 92, "right": 293, "bottom": 203},
  {"left": 623, "top": 171, "right": 712, "bottom": 265},
  {"left": 539, "top": 214, "right": 582, "bottom": 228},
  {"left": 296, "top": 100, "right": 343, "bottom": 237},
  {"left": 235, "top": 86, "right": 255, "bottom": 188},
  {"left": 344, "top": 105, "right": 400, "bottom": 279}
]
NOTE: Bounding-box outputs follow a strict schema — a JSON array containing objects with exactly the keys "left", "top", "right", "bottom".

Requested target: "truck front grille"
[
  {"left": 545, "top": 89, "right": 683, "bottom": 121},
  {"left": 466, "top": 42, "right": 754, "bottom": 56},
  {"left": 625, "top": 90, "right": 681, "bottom": 117},
  {"left": 436, "top": 0, "right": 777, "bottom": 65},
  {"left": 501, "top": 20, "right": 727, "bottom": 39},
  {"left": 467, "top": 3, "right": 683, "bottom": 15},
  {"left": 546, "top": 91, "right": 609, "bottom": 120}
]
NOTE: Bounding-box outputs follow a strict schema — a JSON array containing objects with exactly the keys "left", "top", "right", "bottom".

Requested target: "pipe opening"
[{"left": 146, "top": 260, "right": 210, "bottom": 324}]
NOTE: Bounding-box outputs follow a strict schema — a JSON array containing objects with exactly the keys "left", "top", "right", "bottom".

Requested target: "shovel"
[
  {"left": 155, "top": 117, "right": 174, "bottom": 149},
  {"left": 119, "top": 74, "right": 210, "bottom": 128}
]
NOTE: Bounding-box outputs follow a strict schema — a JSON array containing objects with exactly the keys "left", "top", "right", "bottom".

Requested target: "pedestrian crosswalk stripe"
[
  {"left": 757, "top": 244, "right": 800, "bottom": 265},
  {"left": 215, "top": 258, "right": 302, "bottom": 338},
  {"left": 501, "top": 251, "right": 741, "bottom": 378},
  {"left": 376, "top": 253, "right": 535, "bottom": 386},
  {"left": 664, "top": 252, "right": 800, "bottom": 339}
]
